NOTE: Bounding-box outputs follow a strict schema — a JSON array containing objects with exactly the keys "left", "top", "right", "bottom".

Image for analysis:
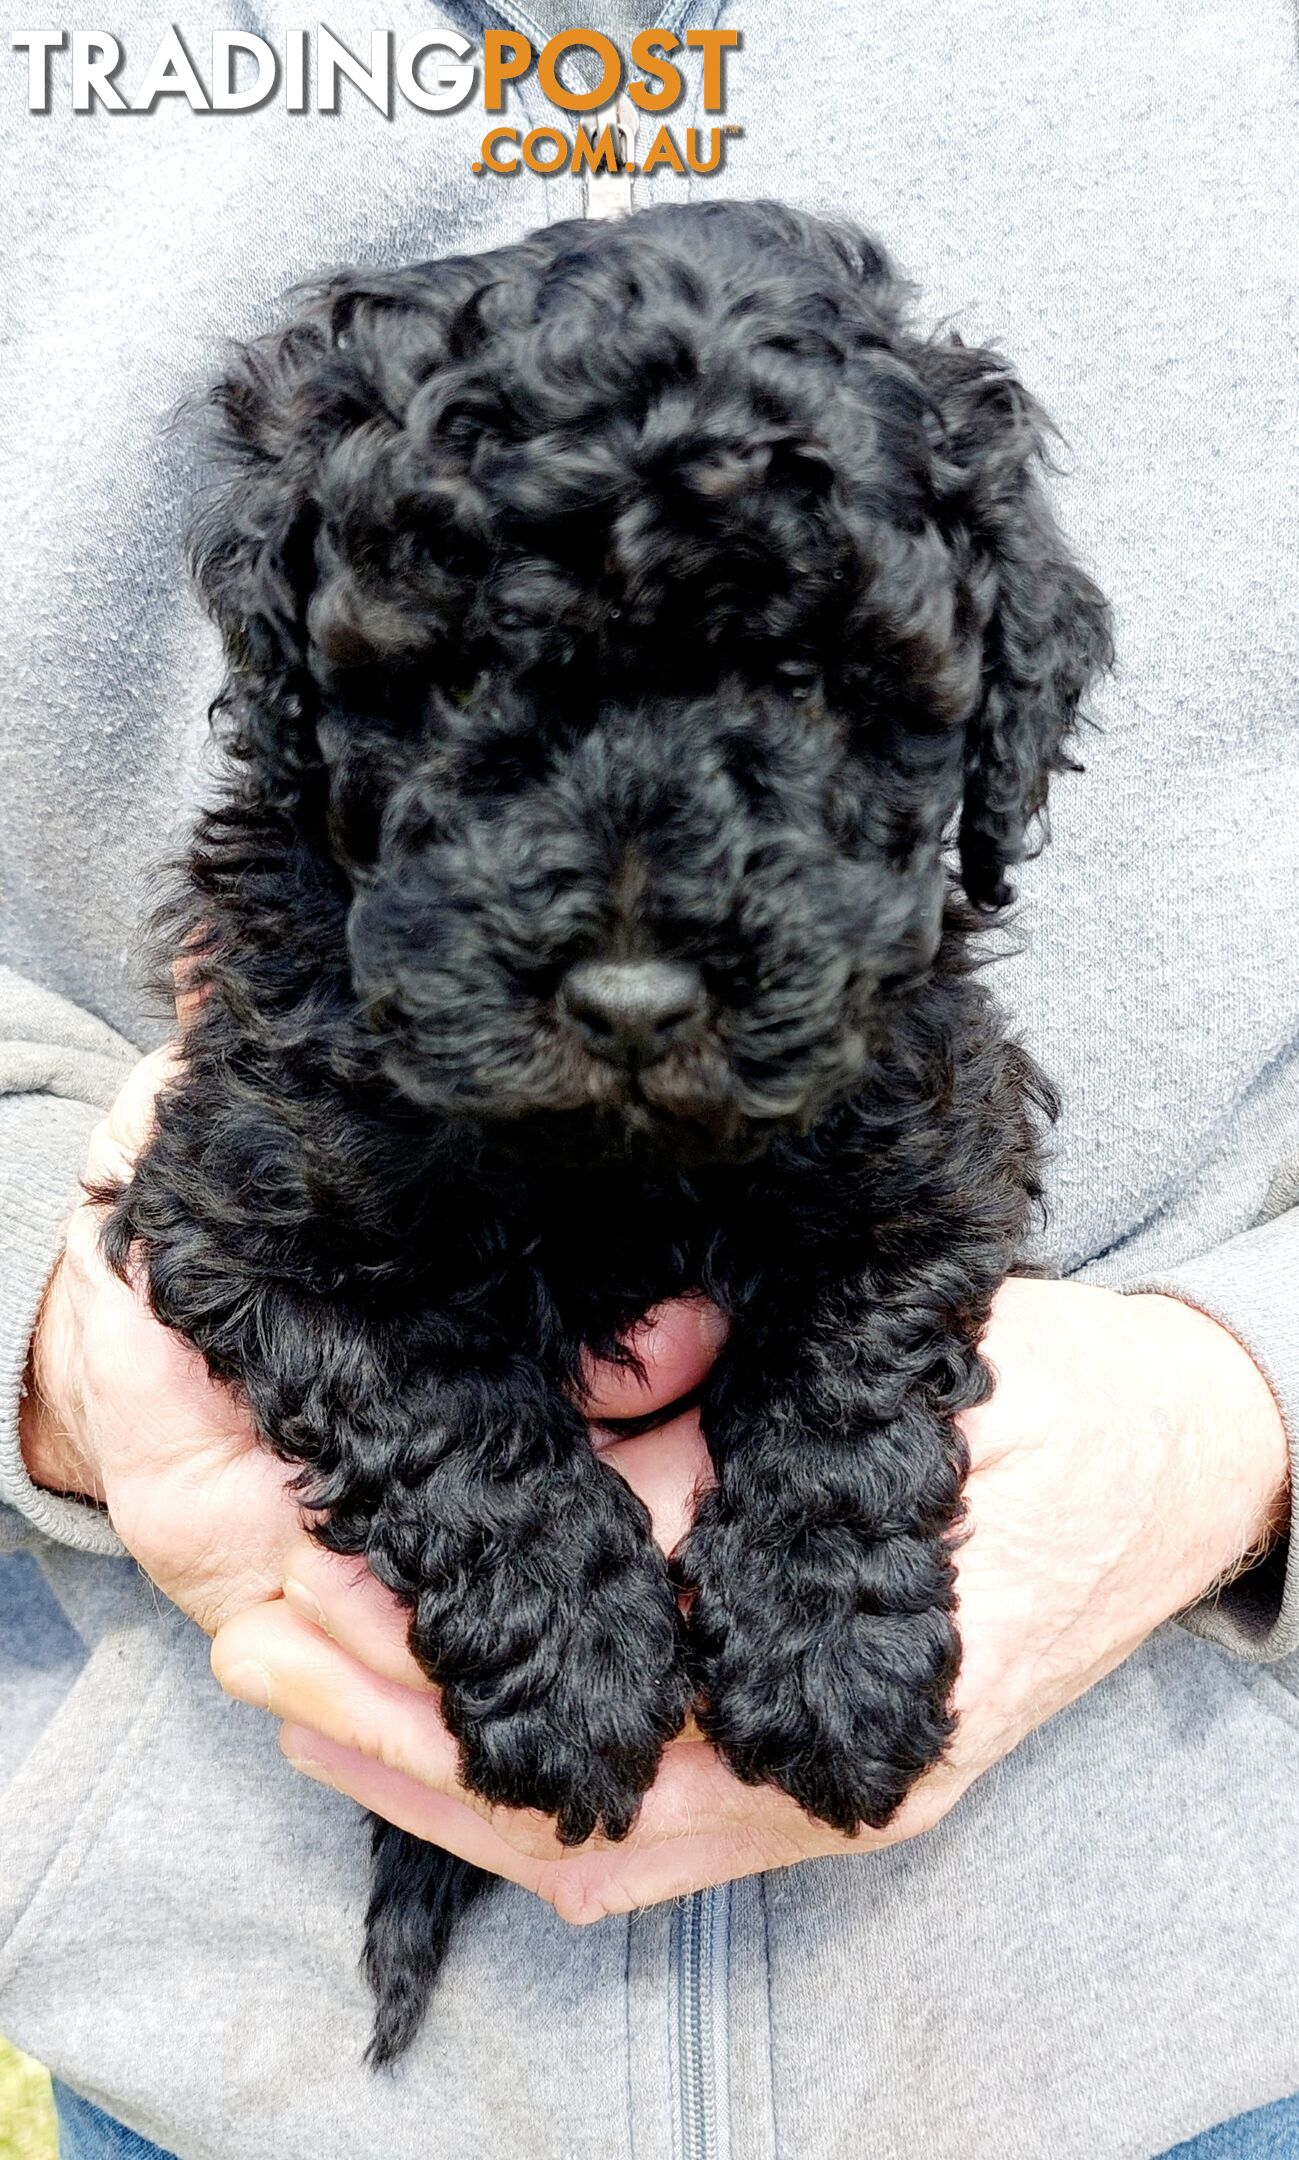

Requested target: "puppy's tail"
[{"left": 363, "top": 1817, "right": 494, "bottom": 2067}]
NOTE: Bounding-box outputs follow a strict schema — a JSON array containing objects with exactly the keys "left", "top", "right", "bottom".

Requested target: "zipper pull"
[{"left": 579, "top": 88, "right": 639, "bottom": 219}]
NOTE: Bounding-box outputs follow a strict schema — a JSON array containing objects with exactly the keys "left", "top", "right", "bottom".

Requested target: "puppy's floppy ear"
[
  {"left": 186, "top": 321, "right": 336, "bottom": 801},
  {"left": 918, "top": 337, "right": 1113, "bottom": 908}
]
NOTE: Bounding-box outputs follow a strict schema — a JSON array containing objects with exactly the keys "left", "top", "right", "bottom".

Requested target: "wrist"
[
  {"left": 18, "top": 1263, "right": 101, "bottom": 1500},
  {"left": 1130, "top": 1291, "right": 1290, "bottom": 1607}
]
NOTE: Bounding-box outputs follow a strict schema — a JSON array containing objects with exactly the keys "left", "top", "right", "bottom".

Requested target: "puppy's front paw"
[
  {"left": 447, "top": 1663, "right": 684, "bottom": 1845},
  {"left": 680, "top": 1501, "right": 960, "bottom": 1832},
  {"left": 411, "top": 1519, "right": 692, "bottom": 1844}
]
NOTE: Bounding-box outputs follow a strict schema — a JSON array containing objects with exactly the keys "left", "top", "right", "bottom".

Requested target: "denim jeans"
[
  {"left": 51, "top": 2081, "right": 178, "bottom": 2160},
  {"left": 1158, "top": 2095, "right": 1299, "bottom": 2159},
  {"left": 50, "top": 2079, "right": 1299, "bottom": 2159}
]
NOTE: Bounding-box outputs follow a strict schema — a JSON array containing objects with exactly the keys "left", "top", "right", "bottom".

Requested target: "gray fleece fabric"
[{"left": 1, "top": 2, "right": 1298, "bottom": 2155}]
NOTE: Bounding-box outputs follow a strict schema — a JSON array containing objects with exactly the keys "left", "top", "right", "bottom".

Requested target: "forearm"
[{"left": 1125, "top": 1211, "right": 1297, "bottom": 1659}]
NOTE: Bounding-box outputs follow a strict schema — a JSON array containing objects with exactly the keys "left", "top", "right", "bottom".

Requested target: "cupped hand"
[{"left": 211, "top": 1275, "right": 1289, "bottom": 1922}]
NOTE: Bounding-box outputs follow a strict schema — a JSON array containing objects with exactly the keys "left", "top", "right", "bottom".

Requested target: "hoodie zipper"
[
  {"left": 579, "top": 90, "right": 640, "bottom": 219},
  {"left": 673, "top": 1885, "right": 731, "bottom": 2160}
]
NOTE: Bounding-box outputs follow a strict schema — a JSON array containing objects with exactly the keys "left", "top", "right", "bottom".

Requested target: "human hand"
[
  {"left": 211, "top": 1275, "right": 1289, "bottom": 1921},
  {"left": 19, "top": 1044, "right": 308, "bottom": 1633}
]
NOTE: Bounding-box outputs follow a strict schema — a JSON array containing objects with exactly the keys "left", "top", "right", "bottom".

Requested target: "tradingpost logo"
[{"left": 10, "top": 24, "right": 744, "bottom": 177}]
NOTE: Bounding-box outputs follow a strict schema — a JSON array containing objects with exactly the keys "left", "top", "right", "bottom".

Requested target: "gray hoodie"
[{"left": 1, "top": 3, "right": 1297, "bottom": 2155}]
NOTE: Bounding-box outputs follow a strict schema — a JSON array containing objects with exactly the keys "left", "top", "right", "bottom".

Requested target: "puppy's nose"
[{"left": 559, "top": 960, "right": 705, "bottom": 1065}]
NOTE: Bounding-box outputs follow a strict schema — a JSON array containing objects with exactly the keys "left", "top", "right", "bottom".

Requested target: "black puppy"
[{"left": 104, "top": 200, "right": 1111, "bottom": 2062}]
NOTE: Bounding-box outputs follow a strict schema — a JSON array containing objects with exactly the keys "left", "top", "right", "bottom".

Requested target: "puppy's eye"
[{"left": 776, "top": 659, "right": 822, "bottom": 703}]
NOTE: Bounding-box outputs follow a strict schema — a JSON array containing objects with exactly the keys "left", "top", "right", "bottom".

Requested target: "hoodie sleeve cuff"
[
  {"left": 1, "top": 1091, "right": 127, "bottom": 1559},
  {"left": 1126, "top": 1208, "right": 1299, "bottom": 1663}
]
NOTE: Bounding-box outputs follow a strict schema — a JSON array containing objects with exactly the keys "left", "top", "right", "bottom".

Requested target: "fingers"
[
  {"left": 218, "top": 1576, "right": 981, "bottom": 1926},
  {"left": 216, "top": 1594, "right": 700, "bottom": 1864},
  {"left": 581, "top": 1298, "right": 727, "bottom": 1421},
  {"left": 214, "top": 1597, "right": 467, "bottom": 1804},
  {"left": 275, "top": 1724, "right": 868, "bottom": 1923},
  {"left": 213, "top": 1596, "right": 576, "bottom": 1854},
  {"left": 276, "top": 1728, "right": 562, "bottom": 1896},
  {"left": 281, "top": 1540, "right": 431, "bottom": 1691},
  {"left": 214, "top": 1582, "right": 914, "bottom": 1869}
]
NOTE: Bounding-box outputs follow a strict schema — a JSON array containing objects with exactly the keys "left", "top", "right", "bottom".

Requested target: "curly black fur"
[{"left": 102, "top": 200, "right": 1111, "bottom": 2063}]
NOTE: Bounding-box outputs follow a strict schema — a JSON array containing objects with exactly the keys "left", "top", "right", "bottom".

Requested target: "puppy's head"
[{"left": 191, "top": 201, "right": 1111, "bottom": 1159}]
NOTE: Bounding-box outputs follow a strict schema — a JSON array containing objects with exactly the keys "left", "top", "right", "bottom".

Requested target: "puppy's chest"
[
  {"left": 513, "top": 1165, "right": 732, "bottom": 1336},
  {"left": 484, "top": 1148, "right": 861, "bottom": 1347}
]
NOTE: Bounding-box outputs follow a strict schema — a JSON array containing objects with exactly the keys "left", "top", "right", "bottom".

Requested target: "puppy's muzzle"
[{"left": 558, "top": 960, "right": 705, "bottom": 1068}]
